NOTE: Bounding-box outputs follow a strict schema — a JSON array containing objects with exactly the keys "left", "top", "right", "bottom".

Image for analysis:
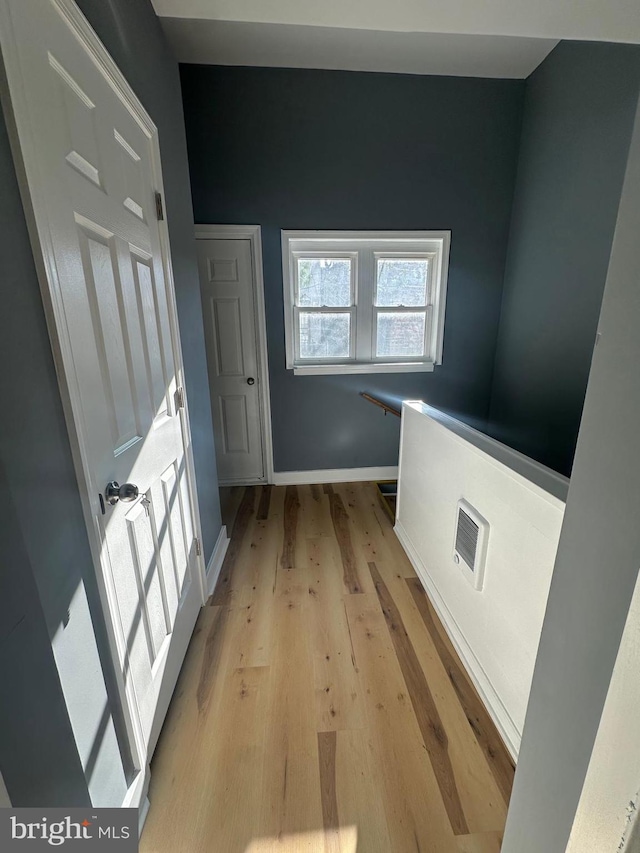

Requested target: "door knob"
[
  {"left": 105, "top": 481, "right": 140, "bottom": 506},
  {"left": 247, "top": 377, "right": 255, "bottom": 386}
]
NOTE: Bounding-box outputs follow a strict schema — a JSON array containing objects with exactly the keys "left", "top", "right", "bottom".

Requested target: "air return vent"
[{"left": 453, "top": 499, "right": 489, "bottom": 590}]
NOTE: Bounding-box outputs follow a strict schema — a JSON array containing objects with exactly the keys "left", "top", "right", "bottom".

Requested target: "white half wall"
[{"left": 395, "top": 401, "right": 568, "bottom": 756}]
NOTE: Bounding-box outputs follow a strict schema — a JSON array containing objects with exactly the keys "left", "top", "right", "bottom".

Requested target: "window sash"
[
  {"left": 373, "top": 252, "right": 436, "bottom": 309},
  {"left": 372, "top": 305, "right": 432, "bottom": 361},
  {"left": 292, "top": 251, "right": 357, "bottom": 309},
  {"left": 293, "top": 306, "right": 356, "bottom": 362}
]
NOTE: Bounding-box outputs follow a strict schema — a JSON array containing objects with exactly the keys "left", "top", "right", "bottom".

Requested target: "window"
[{"left": 282, "top": 231, "right": 450, "bottom": 375}]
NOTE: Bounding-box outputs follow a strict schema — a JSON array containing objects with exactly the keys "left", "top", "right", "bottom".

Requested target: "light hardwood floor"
[{"left": 141, "top": 483, "right": 514, "bottom": 853}]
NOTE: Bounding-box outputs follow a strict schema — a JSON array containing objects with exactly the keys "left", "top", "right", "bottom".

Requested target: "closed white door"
[
  {"left": 197, "top": 238, "right": 266, "bottom": 483},
  {"left": 0, "top": 0, "right": 204, "bottom": 768}
]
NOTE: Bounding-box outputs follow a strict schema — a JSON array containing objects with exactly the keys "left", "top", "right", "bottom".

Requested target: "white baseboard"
[
  {"left": 206, "top": 525, "right": 230, "bottom": 597},
  {"left": 122, "top": 764, "right": 150, "bottom": 812},
  {"left": 219, "top": 477, "right": 267, "bottom": 487},
  {"left": 394, "top": 520, "right": 520, "bottom": 760},
  {"left": 138, "top": 796, "right": 150, "bottom": 834},
  {"left": 272, "top": 466, "right": 398, "bottom": 486}
]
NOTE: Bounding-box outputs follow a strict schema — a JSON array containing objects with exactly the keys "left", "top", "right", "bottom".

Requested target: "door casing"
[
  {"left": 0, "top": 0, "right": 207, "bottom": 809},
  {"left": 195, "top": 224, "right": 274, "bottom": 485}
]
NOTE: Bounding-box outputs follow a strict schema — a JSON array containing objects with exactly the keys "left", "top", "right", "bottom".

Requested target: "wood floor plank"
[
  {"left": 300, "top": 484, "right": 334, "bottom": 538},
  {"left": 370, "top": 560, "right": 509, "bottom": 833},
  {"left": 325, "top": 728, "right": 393, "bottom": 853},
  {"left": 220, "top": 486, "right": 284, "bottom": 606},
  {"left": 364, "top": 480, "right": 416, "bottom": 574},
  {"left": 368, "top": 561, "right": 469, "bottom": 835},
  {"left": 257, "top": 484, "right": 273, "bottom": 520},
  {"left": 235, "top": 485, "right": 285, "bottom": 604},
  {"left": 210, "top": 486, "right": 257, "bottom": 605},
  {"left": 224, "top": 591, "right": 273, "bottom": 670},
  {"left": 310, "top": 483, "right": 323, "bottom": 502},
  {"left": 456, "top": 831, "right": 503, "bottom": 853},
  {"left": 194, "top": 665, "right": 272, "bottom": 853},
  {"left": 156, "top": 606, "right": 224, "bottom": 748},
  {"left": 318, "top": 731, "right": 340, "bottom": 832},
  {"left": 281, "top": 485, "right": 301, "bottom": 568},
  {"left": 407, "top": 577, "right": 515, "bottom": 803},
  {"left": 344, "top": 592, "right": 458, "bottom": 853},
  {"left": 222, "top": 489, "right": 285, "bottom": 668},
  {"left": 196, "top": 604, "right": 232, "bottom": 716},
  {"left": 341, "top": 481, "right": 416, "bottom": 576},
  {"left": 306, "top": 537, "right": 366, "bottom": 732},
  {"left": 330, "top": 485, "right": 379, "bottom": 597},
  {"left": 327, "top": 490, "right": 366, "bottom": 594},
  {"left": 232, "top": 518, "right": 279, "bottom": 607},
  {"left": 260, "top": 567, "right": 324, "bottom": 847},
  {"left": 141, "top": 606, "right": 237, "bottom": 852}
]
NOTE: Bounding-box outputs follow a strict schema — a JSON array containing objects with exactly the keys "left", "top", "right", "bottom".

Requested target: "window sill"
[{"left": 292, "top": 361, "right": 436, "bottom": 376}]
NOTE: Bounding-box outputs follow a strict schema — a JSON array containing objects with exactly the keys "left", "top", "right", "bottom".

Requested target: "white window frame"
[{"left": 282, "top": 230, "right": 451, "bottom": 376}]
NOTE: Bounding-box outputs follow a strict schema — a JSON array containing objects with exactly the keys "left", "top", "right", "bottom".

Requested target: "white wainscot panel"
[{"left": 395, "top": 401, "right": 568, "bottom": 757}]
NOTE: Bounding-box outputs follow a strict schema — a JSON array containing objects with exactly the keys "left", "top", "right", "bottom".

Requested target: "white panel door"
[
  {"left": 198, "top": 238, "right": 265, "bottom": 482},
  {"left": 0, "top": 0, "right": 205, "bottom": 770}
]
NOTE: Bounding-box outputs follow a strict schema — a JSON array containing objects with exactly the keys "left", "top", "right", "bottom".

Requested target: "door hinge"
[
  {"left": 194, "top": 537, "right": 202, "bottom": 557},
  {"left": 175, "top": 386, "right": 185, "bottom": 409},
  {"left": 155, "top": 191, "right": 164, "bottom": 221}
]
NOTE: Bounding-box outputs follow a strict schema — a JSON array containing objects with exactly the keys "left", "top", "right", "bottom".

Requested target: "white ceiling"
[
  {"left": 152, "top": 0, "right": 640, "bottom": 79},
  {"left": 160, "top": 19, "right": 557, "bottom": 79},
  {"left": 152, "top": 0, "right": 640, "bottom": 42}
]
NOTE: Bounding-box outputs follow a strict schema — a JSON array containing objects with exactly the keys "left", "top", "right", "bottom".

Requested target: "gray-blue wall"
[
  {"left": 0, "top": 0, "right": 219, "bottom": 806},
  {"left": 502, "top": 84, "right": 640, "bottom": 853},
  {"left": 180, "top": 65, "right": 525, "bottom": 472},
  {"left": 0, "top": 458, "right": 91, "bottom": 807},
  {"left": 488, "top": 41, "right": 640, "bottom": 476}
]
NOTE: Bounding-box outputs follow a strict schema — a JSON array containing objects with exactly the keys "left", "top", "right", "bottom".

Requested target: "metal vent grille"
[{"left": 455, "top": 508, "right": 480, "bottom": 571}]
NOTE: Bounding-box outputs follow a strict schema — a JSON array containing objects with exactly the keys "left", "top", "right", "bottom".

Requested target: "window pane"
[
  {"left": 299, "top": 312, "right": 351, "bottom": 359},
  {"left": 376, "top": 258, "right": 429, "bottom": 306},
  {"left": 297, "top": 258, "right": 351, "bottom": 307},
  {"left": 376, "top": 312, "right": 426, "bottom": 357}
]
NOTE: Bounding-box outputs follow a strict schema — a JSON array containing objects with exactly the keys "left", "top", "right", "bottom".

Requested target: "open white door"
[{"left": 0, "top": 0, "right": 205, "bottom": 803}]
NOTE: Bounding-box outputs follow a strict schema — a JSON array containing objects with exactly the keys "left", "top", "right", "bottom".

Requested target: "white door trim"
[
  {"left": 195, "top": 224, "right": 274, "bottom": 485},
  {"left": 0, "top": 0, "right": 207, "bottom": 807}
]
